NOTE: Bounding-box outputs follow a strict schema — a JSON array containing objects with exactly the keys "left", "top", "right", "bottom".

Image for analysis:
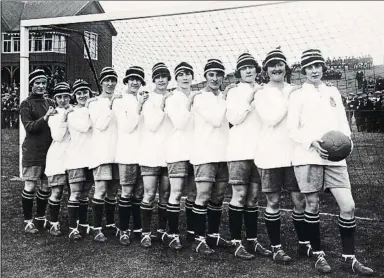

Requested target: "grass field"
[{"left": 1, "top": 124, "right": 384, "bottom": 278}]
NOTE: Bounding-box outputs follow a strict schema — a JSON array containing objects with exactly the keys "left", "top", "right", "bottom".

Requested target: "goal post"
[{"left": 19, "top": 1, "right": 384, "bottom": 188}]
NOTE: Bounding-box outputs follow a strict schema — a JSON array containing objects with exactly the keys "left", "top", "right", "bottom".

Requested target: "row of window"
[
  {"left": 2, "top": 31, "right": 98, "bottom": 60},
  {"left": 2, "top": 34, "right": 66, "bottom": 53}
]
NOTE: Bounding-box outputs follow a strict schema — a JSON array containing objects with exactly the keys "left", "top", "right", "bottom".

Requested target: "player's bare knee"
[
  {"left": 69, "top": 190, "right": 82, "bottom": 201},
  {"left": 340, "top": 200, "right": 355, "bottom": 216},
  {"left": 187, "top": 190, "right": 197, "bottom": 202},
  {"left": 50, "top": 186, "right": 63, "bottom": 201},
  {"left": 24, "top": 180, "right": 37, "bottom": 192},
  {"left": 266, "top": 193, "right": 280, "bottom": 210},
  {"left": 143, "top": 192, "right": 156, "bottom": 204},
  {"left": 196, "top": 191, "right": 210, "bottom": 205},
  {"left": 159, "top": 193, "right": 170, "bottom": 204},
  {"left": 210, "top": 193, "right": 225, "bottom": 205},
  {"left": 305, "top": 194, "right": 320, "bottom": 213}
]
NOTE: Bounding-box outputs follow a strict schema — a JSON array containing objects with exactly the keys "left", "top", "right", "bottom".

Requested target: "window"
[
  {"left": 12, "top": 37, "right": 20, "bottom": 52},
  {"left": 2, "top": 33, "right": 66, "bottom": 53},
  {"left": 34, "top": 36, "right": 43, "bottom": 52},
  {"left": 84, "top": 31, "right": 98, "bottom": 60},
  {"left": 44, "top": 34, "right": 52, "bottom": 51},
  {"left": 2, "top": 34, "right": 12, "bottom": 53}
]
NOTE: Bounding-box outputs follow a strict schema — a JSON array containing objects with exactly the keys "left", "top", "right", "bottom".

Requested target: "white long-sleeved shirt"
[
  {"left": 88, "top": 97, "right": 118, "bottom": 168},
  {"left": 254, "top": 83, "right": 295, "bottom": 169},
  {"left": 112, "top": 93, "right": 141, "bottom": 165},
  {"left": 165, "top": 89, "right": 194, "bottom": 163},
  {"left": 191, "top": 90, "right": 228, "bottom": 165},
  {"left": 45, "top": 107, "right": 71, "bottom": 176},
  {"left": 226, "top": 82, "right": 262, "bottom": 161},
  {"left": 139, "top": 92, "right": 172, "bottom": 167},
  {"left": 287, "top": 82, "right": 351, "bottom": 166},
  {"left": 66, "top": 106, "right": 92, "bottom": 170}
]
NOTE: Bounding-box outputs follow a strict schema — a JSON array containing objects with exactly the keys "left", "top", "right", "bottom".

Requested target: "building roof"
[{"left": 1, "top": 1, "right": 117, "bottom": 35}]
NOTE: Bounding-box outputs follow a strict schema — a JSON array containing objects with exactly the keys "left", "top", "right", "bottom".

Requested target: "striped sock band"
[
  {"left": 48, "top": 199, "right": 61, "bottom": 223},
  {"left": 207, "top": 201, "right": 223, "bottom": 235},
  {"left": 78, "top": 198, "right": 89, "bottom": 225},
  {"left": 68, "top": 200, "right": 80, "bottom": 229},
  {"left": 193, "top": 204, "right": 207, "bottom": 237},
  {"left": 36, "top": 189, "right": 50, "bottom": 218},
  {"left": 92, "top": 198, "right": 104, "bottom": 229},
  {"left": 157, "top": 202, "right": 167, "bottom": 231},
  {"left": 305, "top": 211, "right": 321, "bottom": 251},
  {"left": 104, "top": 197, "right": 117, "bottom": 226},
  {"left": 167, "top": 203, "right": 180, "bottom": 234},
  {"left": 244, "top": 206, "right": 259, "bottom": 239},
  {"left": 132, "top": 198, "right": 143, "bottom": 232},
  {"left": 118, "top": 196, "right": 132, "bottom": 232},
  {"left": 140, "top": 202, "right": 154, "bottom": 233},
  {"left": 264, "top": 211, "right": 281, "bottom": 246},
  {"left": 292, "top": 211, "right": 308, "bottom": 243},
  {"left": 185, "top": 199, "right": 194, "bottom": 233},
  {"left": 21, "top": 189, "right": 35, "bottom": 220},
  {"left": 229, "top": 204, "right": 244, "bottom": 241},
  {"left": 339, "top": 216, "right": 356, "bottom": 255}
]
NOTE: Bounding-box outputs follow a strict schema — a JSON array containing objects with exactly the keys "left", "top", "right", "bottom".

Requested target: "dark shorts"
[
  {"left": 22, "top": 166, "right": 47, "bottom": 182},
  {"left": 67, "top": 168, "right": 94, "bottom": 184},
  {"left": 140, "top": 166, "right": 168, "bottom": 177},
  {"left": 258, "top": 167, "right": 300, "bottom": 193},
  {"left": 167, "top": 161, "right": 194, "bottom": 178},
  {"left": 48, "top": 174, "right": 68, "bottom": 187},
  {"left": 93, "top": 164, "right": 119, "bottom": 181},
  {"left": 294, "top": 165, "right": 351, "bottom": 193},
  {"left": 118, "top": 164, "right": 139, "bottom": 185},
  {"left": 193, "top": 162, "right": 229, "bottom": 183},
  {"left": 228, "top": 160, "right": 261, "bottom": 185}
]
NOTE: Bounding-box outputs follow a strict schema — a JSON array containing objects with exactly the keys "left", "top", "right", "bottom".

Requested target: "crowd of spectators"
[
  {"left": 1, "top": 83, "right": 20, "bottom": 129},
  {"left": 291, "top": 54, "right": 374, "bottom": 73}
]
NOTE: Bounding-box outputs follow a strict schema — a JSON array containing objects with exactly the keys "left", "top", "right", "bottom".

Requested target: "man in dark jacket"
[
  {"left": 20, "top": 69, "right": 57, "bottom": 234},
  {"left": 355, "top": 94, "right": 366, "bottom": 132}
]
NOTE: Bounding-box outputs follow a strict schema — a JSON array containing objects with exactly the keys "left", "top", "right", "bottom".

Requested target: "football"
[{"left": 320, "top": 130, "right": 352, "bottom": 162}]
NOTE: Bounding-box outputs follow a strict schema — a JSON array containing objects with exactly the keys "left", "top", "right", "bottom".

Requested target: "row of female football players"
[{"left": 20, "top": 48, "right": 373, "bottom": 276}]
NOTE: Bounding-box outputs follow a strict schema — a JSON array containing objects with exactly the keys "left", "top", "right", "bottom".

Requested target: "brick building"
[{"left": 1, "top": 1, "right": 117, "bottom": 92}]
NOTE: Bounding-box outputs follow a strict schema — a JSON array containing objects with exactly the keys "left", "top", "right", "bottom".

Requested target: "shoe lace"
[
  {"left": 120, "top": 231, "right": 129, "bottom": 240},
  {"left": 305, "top": 244, "right": 313, "bottom": 256},
  {"left": 24, "top": 220, "right": 35, "bottom": 231},
  {"left": 141, "top": 233, "right": 151, "bottom": 243},
  {"left": 79, "top": 224, "right": 90, "bottom": 234},
  {"left": 92, "top": 227, "right": 105, "bottom": 239},
  {"left": 315, "top": 251, "right": 327, "bottom": 268},
  {"left": 50, "top": 222, "right": 60, "bottom": 231},
  {"left": 106, "top": 224, "right": 120, "bottom": 236},
  {"left": 169, "top": 234, "right": 180, "bottom": 247},
  {"left": 231, "top": 241, "right": 246, "bottom": 257},
  {"left": 273, "top": 248, "right": 286, "bottom": 260},
  {"left": 69, "top": 228, "right": 80, "bottom": 238},
  {"left": 35, "top": 216, "right": 49, "bottom": 228},
  {"left": 195, "top": 236, "right": 208, "bottom": 252},
  {"left": 208, "top": 233, "right": 223, "bottom": 246}
]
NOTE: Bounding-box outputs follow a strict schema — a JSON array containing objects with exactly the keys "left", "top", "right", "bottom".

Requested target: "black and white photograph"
[{"left": 1, "top": 1, "right": 383, "bottom": 277}]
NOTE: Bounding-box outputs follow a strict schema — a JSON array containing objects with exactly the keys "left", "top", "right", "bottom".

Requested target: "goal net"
[{"left": 20, "top": 1, "right": 384, "bottom": 190}]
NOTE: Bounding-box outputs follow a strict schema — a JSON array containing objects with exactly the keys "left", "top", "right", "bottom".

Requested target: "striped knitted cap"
[
  {"left": 236, "top": 52, "right": 261, "bottom": 73},
  {"left": 29, "top": 69, "right": 47, "bottom": 85},
  {"left": 53, "top": 82, "right": 71, "bottom": 96},
  {"left": 174, "top": 62, "right": 194, "bottom": 79},
  {"left": 204, "top": 59, "right": 225, "bottom": 76},
  {"left": 72, "top": 79, "right": 91, "bottom": 95},
  {"left": 301, "top": 49, "right": 326, "bottom": 69},
  {"left": 262, "top": 48, "right": 287, "bottom": 71},
  {"left": 152, "top": 62, "right": 171, "bottom": 82},
  {"left": 123, "top": 66, "right": 146, "bottom": 86},
  {"left": 99, "top": 67, "right": 118, "bottom": 84}
]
